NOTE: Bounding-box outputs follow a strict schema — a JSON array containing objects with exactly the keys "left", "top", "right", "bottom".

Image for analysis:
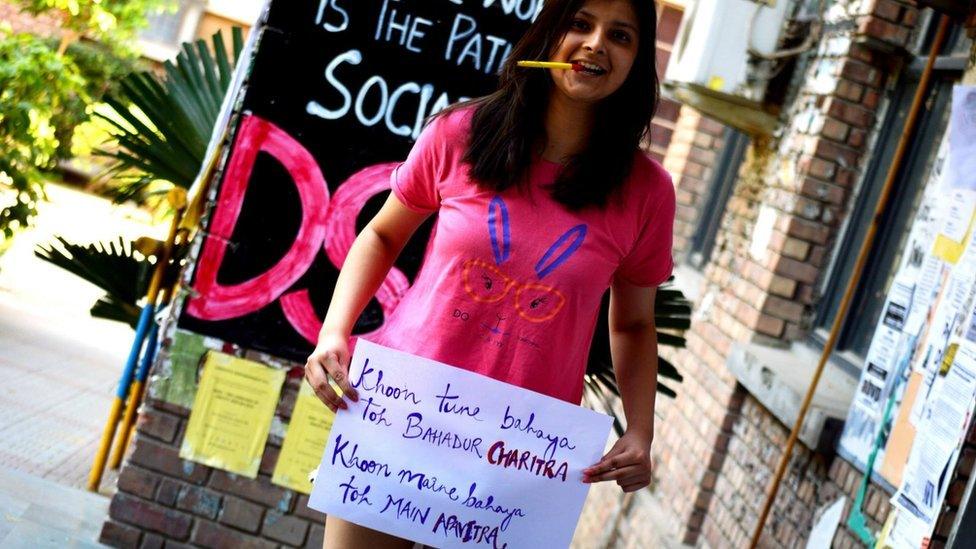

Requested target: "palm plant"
[
  {"left": 35, "top": 29, "right": 243, "bottom": 323},
  {"left": 35, "top": 236, "right": 185, "bottom": 326},
  {"left": 585, "top": 278, "right": 690, "bottom": 435},
  {"left": 97, "top": 27, "right": 244, "bottom": 203}
]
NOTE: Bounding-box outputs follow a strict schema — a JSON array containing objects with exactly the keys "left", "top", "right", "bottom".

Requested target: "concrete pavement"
[{"left": 0, "top": 183, "right": 165, "bottom": 546}]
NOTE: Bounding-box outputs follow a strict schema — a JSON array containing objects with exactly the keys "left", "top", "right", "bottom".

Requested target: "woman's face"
[{"left": 549, "top": 0, "right": 641, "bottom": 105}]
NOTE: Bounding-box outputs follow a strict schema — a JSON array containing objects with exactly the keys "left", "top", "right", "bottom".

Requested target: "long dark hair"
[{"left": 458, "top": 0, "right": 660, "bottom": 211}]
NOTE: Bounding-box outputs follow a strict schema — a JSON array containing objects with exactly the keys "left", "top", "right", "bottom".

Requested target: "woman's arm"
[
  {"left": 305, "top": 193, "right": 432, "bottom": 412},
  {"left": 583, "top": 278, "right": 658, "bottom": 492}
]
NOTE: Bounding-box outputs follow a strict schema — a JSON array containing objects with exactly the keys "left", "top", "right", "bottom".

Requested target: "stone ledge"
[{"left": 726, "top": 341, "right": 857, "bottom": 449}]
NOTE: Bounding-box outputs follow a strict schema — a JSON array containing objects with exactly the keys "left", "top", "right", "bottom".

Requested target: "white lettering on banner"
[
  {"left": 308, "top": 340, "right": 611, "bottom": 548},
  {"left": 307, "top": 50, "right": 361, "bottom": 120},
  {"left": 304, "top": 2, "right": 533, "bottom": 138},
  {"left": 445, "top": 13, "right": 513, "bottom": 74},
  {"left": 374, "top": 0, "right": 434, "bottom": 53},
  {"left": 306, "top": 49, "right": 460, "bottom": 140},
  {"left": 316, "top": 0, "right": 350, "bottom": 32},
  {"left": 481, "top": 0, "right": 544, "bottom": 21}
]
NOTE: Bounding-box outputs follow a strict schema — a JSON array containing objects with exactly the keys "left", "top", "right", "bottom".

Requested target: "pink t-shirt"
[{"left": 372, "top": 108, "right": 675, "bottom": 404}]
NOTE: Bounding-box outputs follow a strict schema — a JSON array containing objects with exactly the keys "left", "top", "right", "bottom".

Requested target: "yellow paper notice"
[
  {"left": 932, "top": 204, "right": 976, "bottom": 264},
  {"left": 272, "top": 382, "right": 336, "bottom": 494},
  {"left": 179, "top": 351, "right": 286, "bottom": 478}
]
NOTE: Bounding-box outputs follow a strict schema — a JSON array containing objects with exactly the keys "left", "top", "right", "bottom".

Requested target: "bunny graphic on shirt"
[{"left": 459, "top": 195, "right": 587, "bottom": 346}]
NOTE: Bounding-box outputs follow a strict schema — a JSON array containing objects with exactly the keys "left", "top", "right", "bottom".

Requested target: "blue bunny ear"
[
  {"left": 488, "top": 196, "right": 511, "bottom": 265},
  {"left": 535, "top": 224, "right": 587, "bottom": 279}
]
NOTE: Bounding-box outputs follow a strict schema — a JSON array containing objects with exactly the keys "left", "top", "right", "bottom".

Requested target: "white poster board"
[{"left": 308, "top": 340, "right": 613, "bottom": 548}]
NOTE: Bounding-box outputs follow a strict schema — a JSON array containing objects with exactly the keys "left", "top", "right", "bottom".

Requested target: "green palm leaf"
[
  {"left": 98, "top": 27, "right": 244, "bottom": 203},
  {"left": 35, "top": 235, "right": 187, "bottom": 327},
  {"left": 35, "top": 236, "right": 150, "bottom": 305}
]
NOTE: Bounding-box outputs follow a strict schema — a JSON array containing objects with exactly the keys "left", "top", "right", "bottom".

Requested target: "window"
[
  {"left": 138, "top": 0, "right": 205, "bottom": 61},
  {"left": 686, "top": 127, "right": 749, "bottom": 269},
  {"left": 811, "top": 15, "right": 972, "bottom": 362}
]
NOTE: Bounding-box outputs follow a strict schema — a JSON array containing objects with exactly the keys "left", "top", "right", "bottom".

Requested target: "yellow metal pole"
[
  {"left": 748, "top": 14, "right": 952, "bottom": 547},
  {"left": 88, "top": 190, "right": 187, "bottom": 491},
  {"left": 109, "top": 283, "right": 176, "bottom": 469}
]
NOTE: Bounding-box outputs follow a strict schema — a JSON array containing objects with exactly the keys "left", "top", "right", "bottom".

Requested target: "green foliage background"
[{"left": 0, "top": 0, "right": 170, "bottom": 239}]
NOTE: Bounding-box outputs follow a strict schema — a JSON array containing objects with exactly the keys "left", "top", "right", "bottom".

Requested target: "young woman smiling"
[{"left": 305, "top": 0, "right": 675, "bottom": 546}]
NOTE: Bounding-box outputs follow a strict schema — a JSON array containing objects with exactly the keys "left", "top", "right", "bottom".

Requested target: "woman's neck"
[{"left": 541, "top": 90, "right": 596, "bottom": 164}]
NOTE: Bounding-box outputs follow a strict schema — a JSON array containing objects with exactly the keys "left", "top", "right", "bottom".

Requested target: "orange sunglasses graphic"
[{"left": 460, "top": 196, "right": 587, "bottom": 323}]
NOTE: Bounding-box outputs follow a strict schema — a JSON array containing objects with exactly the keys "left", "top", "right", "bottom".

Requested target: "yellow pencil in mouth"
[{"left": 516, "top": 60, "right": 583, "bottom": 72}]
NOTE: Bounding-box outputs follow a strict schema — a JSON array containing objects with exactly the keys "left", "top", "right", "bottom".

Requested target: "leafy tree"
[
  {"left": 17, "top": 0, "right": 169, "bottom": 50},
  {"left": 98, "top": 27, "right": 246, "bottom": 204},
  {"left": 0, "top": 0, "right": 169, "bottom": 240},
  {"left": 0, "top": 30, "right": 86, "bottom": 238},
  {"left": 35, "top": 28, "right": 245, "bottom": 325}
]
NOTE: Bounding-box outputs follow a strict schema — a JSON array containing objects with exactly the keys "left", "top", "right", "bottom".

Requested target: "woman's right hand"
[{"left": 305, "top": 332, "right": 359, "bottom": 412}]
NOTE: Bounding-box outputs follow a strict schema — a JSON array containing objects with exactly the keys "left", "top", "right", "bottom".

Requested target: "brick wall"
[
  {"left": 645, "top": 2, "right": 687, "bottom": 162},
  {"left": 100, "top": 376, "right": 327, "bottom": 548},
  {"left": 661, "top": 1, "right": 920, "bottom": 545},
  {"left": 0, "top": 2, "right": 63, "bottom": 37},
  {"left": 580, "top": 1, "right": 926, "bottom": 547},
  {"left": 665, "top": 107, "right": 728, "bottom": 262}
]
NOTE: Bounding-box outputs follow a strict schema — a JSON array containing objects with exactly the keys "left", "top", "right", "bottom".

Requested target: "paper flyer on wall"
[
  {"left": 935, "top": 85, "right": 976, "bottom": 264},
  {"left": 836, "top": 169, "right": 946, "bottom": 467},
  {"left": 911, "top": 227, "right": 976, "bottom": 425},
  {"left": 272, "top": 382, "right": 336, "bottom": 494},
  {"left": 180, "top": 352, "right": 286, "bottom": 478},
  {"left": 908, "top": 277, "right": 966, "bottom": 427},
  {"left": 883, "top": 509, "right": 931, "bottom": 549},
  {"left": 948, "top": 86, "right": 976, "bottom": 193},
  {"left": 839, "top": 279, "right": 916, "bottom": 466},
  {"left": 893, "top": 340, "right": 976, "bottom": 526}
]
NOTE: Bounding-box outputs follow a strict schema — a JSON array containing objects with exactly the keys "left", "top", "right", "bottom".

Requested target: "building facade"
[{"left": 576, "top": 0, "right": 976, "bottom": 547}]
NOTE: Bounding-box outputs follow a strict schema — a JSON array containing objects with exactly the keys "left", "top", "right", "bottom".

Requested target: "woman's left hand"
[{"left": 582, "top": 429, "right": 653, "bottom": 493}]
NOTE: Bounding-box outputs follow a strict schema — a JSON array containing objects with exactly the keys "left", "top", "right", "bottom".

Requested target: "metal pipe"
[
  {"left": 88, "top": 191, "right": 187, "bottom": 492},
  {"left": 749, "top": 14, "right": 953, "bottom": 548},
  {"left": 109, "top": 284, "right": 175, "bottom": 469}
]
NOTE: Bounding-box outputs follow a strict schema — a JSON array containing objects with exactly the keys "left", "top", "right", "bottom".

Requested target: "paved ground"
[
  {"left": 0, "top": 183, "right": 164, "bottom": 546},
  {"left": 0, "top": 466, "right": 110, "bottom": 548}
]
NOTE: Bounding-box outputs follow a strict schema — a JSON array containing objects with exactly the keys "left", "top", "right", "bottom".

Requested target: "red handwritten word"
[{"left": 485, "top": 440, "right": 568, "bottom": 482}]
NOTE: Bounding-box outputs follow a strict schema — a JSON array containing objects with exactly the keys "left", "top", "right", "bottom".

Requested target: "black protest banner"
[{"left": 177, "top": 0, "right": 538, "bottom": 361}]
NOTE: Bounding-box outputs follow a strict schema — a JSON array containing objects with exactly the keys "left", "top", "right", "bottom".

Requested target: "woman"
[{"left": 305, "top": 0, "right": 675, "bottom": 546}]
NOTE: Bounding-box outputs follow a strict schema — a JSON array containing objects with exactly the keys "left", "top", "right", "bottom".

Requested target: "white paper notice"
[
  {"left": 935, "top": 190, "right": 975, "bottom": 244},
  {"left": 883, "top": 278, "right": 915, "bottom": 332},
  {"left": 307, "top": 340, "right": 613, "bottom": 548},
  {"left": 839, "top": 401, "right": 882, "bottom": 466},
  {"left": 895, "top": 342, "right": 976, "bottom": 524},
  {"left": 948, "top": 86, "right": 976, "bottom": 192},
  {"left": 885, "top": 509, "right": 930, "bottom": 549},
  {"left": 856, "top": 325, "right": 900, "bottom": 410},
  {"left": 805, "top": 497, "right": 846, "bottom": 549},
  {"left": 965, "top": 303, "right": 976, "bottom": 344}
]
